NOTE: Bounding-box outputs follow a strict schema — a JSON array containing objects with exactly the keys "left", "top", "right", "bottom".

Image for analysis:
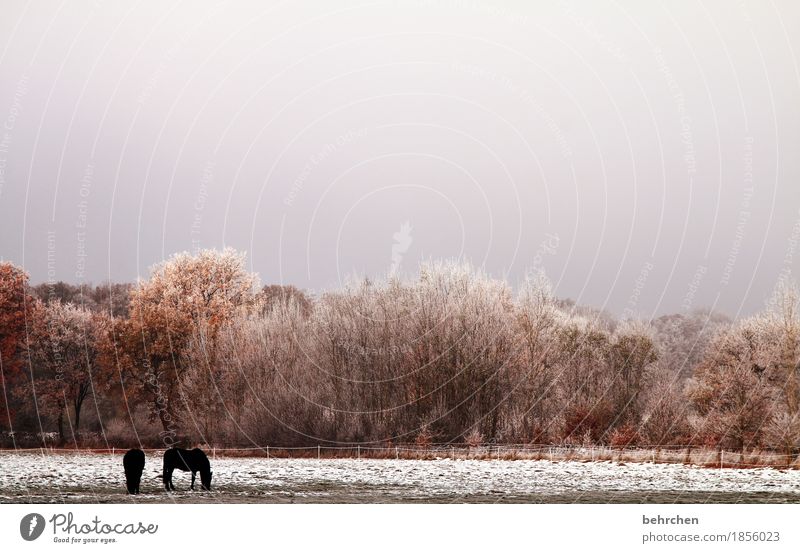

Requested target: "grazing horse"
[
  {"left": 123, "top": 448, "right": 145, "bottom": 494},
  {"left": 162, "top": 448, "right": 213, "bottom": 491}
]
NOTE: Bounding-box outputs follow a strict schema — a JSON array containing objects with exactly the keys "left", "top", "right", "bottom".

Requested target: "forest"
[{"left": 1, "top": 249, "right": 798, "bottom": 458}]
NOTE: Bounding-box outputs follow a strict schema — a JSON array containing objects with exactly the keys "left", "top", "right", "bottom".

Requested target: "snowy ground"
[{"left": 1, "top": 452, "right": 799, "bottom": 503}]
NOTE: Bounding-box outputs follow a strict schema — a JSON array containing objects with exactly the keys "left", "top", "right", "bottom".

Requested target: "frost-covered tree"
[
  {"left": 687, "top": 278, "right": 800, "bottom": 454},
  {"left": 102, "top": 249, "right": 257, "bottom": 439},
  {"left": 505, "top": 269, "right": 563, "bottom": 442},
  {"left": 687, "top": 318, "right": 775, "bottom": 450},
  {"left": 32, "top": 281, "right": 132, "bottom": 317},
  {"left": 303, "top": 260, "right": 515, "bottom": 442},
  {"left": 260, "top": 284, "right": 313, "bottom": 318},
  {"left": 11, "top": 252, "right": 800, "bottom": 451},
  {"left": 651, "top": 309, "right": 730, "bottom": 379},
  {"left": 639, "top": 370, "right": 690, "bottom": 445},
  {"left": 401, "top": 261, "right": 516, "bottom": 441},
  {"left": 555, "top": 314, "right": 616, "bottom": 443},
  {"left": 29, "top": 302, "right": 100, "bottom": 444},
  {"left": 182, "top": 297, "right": 318, "bottom": 446},
  {"left": 763, "top": 278, "right": 800, "bottom": 458},
  {"left": 608, "top": 319, "right": 659, "bottom": 426}
]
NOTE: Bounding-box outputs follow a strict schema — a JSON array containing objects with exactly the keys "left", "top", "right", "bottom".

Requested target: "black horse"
[
  {"left": 162, "top": 448, "right": 213, "bottom": 491},
  {"left": 123, "top": 448, "right": 145, "bottom": 494}
]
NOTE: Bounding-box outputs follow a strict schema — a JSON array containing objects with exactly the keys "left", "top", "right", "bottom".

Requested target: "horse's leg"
[
  {"left": 191, "top": 471, "right": 196, "bottom": 490},
  {"left": 165, "top": 468, "right": 174, "bottom": 491}
]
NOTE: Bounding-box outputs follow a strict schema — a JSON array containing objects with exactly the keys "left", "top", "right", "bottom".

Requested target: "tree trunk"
[
  {"left": 144, "top": 369, "right": 176, "bottom": 439},
  {"left": 57, "top": 410, "right": 65, "bottom": 446},
  {"left": 73, "top": 401, "right": 82, "bottom": 441},
  {"left": 155, "top": 397, "right": 178, "bottom": 447},
  {"left": 157, "top": 400, "right": 171, "bottom": 432}
]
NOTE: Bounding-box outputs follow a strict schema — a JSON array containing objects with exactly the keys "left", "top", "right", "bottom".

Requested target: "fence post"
[
  {"left": 395, "top": 446, "right": 399, "bottom": 460},
  {"left": 266, "top": 445, "right": 269, "bottom": 459},
  {"left": 720, "top": 450, "right": 723, "bottom": 469},
  {"left": 317, "top": 444, "right": 320, "bottom": 459},
  {"left": 357, "top": 445, "right": 360, "bottom": 459}
]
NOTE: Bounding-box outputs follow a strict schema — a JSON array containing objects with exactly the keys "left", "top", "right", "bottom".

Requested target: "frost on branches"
[{"left": 1, "top": 252, "right": 799, "bottom": 458}]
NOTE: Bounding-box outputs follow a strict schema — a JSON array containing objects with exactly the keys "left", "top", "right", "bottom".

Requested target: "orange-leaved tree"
[
  {"left": 0, "top": 262, "right": 41, "bottom": 431},
  {"left": 100, "top": 249, "right": 257, "bottom": 444}
]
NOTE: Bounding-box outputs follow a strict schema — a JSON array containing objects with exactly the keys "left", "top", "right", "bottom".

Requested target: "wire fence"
[{"left": 1, "top": 443, "right": 799, "bottom": 469}]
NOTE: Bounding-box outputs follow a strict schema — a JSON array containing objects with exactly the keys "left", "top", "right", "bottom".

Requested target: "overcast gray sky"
[{"left": 1, "top": 0, "right": 799, "bottom": 318}]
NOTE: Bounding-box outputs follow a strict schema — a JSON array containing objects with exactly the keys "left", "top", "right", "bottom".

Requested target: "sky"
[{"left": 0, "top": 0, "right": 799, "bottom": 319}]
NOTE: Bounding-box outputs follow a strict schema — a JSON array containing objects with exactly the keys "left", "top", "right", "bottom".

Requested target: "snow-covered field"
[{"left": 1, "top": 452, "right": 798, "bottom": 503}]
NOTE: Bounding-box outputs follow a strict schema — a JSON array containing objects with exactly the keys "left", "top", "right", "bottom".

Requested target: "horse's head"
[{"left": 201, "top": 470, "right": 213, "bottom": 491}]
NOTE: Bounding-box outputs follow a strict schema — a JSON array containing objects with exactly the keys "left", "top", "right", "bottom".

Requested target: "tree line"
[{"left": 1, "top": 250, "right": 798, "bottom": 457}]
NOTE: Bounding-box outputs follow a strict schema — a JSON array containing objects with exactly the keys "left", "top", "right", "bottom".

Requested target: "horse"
[
  {"left": 162, "top": 448, "right": 213, "bottom": 491},
  {"left": 122, "top": 448, "right": 145, "bottom": 494}
]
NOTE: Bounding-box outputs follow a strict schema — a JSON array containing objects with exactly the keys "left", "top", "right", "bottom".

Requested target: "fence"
[{"left": 1, "top": 443, "right": 798, "bottom": 469}]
